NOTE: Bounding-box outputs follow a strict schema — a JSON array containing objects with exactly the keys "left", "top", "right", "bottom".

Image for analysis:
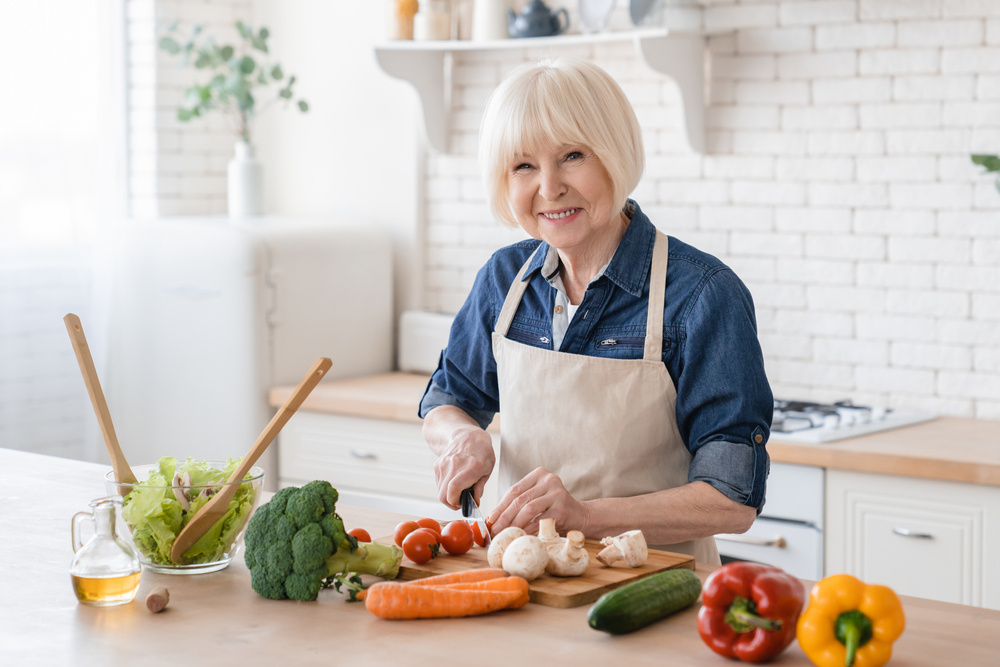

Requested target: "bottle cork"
[{"left": 145, "top": 587, "right": 170, "bottom": 613}]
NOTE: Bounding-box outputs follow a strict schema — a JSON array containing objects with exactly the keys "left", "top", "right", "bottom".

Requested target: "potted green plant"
[
  {"left": 158, "top": 21, "right": 308, "bottom": 218},
  {"left": 971, "top": 154, "right": 1000, "bottom": 193}
]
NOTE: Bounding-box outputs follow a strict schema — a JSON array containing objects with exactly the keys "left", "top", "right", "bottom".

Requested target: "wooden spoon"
[
  {"left": 169, "top": 356, "right": 333, "bottom": 564},
  {"left": 64, "top": 313, "right": 138, "bottom": 493}
]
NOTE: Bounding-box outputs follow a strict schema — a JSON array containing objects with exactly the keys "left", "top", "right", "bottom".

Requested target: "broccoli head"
[{"left": 244, "top": 480, "right": 402, "bottom": 601}]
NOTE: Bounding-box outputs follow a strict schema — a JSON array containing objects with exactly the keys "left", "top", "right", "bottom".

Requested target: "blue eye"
[{"left": 565, "top": 151, "right": 583, "bottom": 161}]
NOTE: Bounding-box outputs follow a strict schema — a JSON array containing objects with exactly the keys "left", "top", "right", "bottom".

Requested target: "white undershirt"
[{"left": 542, "top": 245, "right": 610, "bottom": 350}]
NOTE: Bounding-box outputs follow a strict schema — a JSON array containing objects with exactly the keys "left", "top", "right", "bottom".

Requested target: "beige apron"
[{"left": 491, "top": 231, "right": 720, "bottom": 565}]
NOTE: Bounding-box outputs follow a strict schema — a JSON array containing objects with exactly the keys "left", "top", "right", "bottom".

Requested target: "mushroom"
[
  {"left": 596, "top": 530, "right": 648, "bottom": 568},
  {"left": 537, "top": 518, "right": 564, "bottom": 548},
  {"left": 501, "top": 535, "right": 548, "bottom": 581},
  {"left": 545, "top": 530, "right": 590, "bottom": 577},
  {"left": 172, "top": 471, "right": 192, "bottom": 510},
  {"left": 487, "top": 526, "right": 527, "bottom": 568}
]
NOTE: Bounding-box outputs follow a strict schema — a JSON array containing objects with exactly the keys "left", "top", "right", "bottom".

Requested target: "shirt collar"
[{"left": 520, "top": 200, "right": 656, "bottom": 299}]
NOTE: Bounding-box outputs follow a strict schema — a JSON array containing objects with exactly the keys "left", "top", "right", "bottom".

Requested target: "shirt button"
[
  {"left": 754, "top": 433, "right": 763, "bottom": 444},
  {"left": 554, "top": 305, "right": 563, "bottom": 314}
]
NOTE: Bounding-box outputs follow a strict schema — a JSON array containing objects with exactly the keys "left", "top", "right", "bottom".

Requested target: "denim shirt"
[{"left": 419, "top": 201, "right": 773, "bottom": 511}]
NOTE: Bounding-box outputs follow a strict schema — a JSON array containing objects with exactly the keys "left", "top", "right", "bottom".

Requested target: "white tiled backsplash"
[{"left": 133, "top": 0, "right": 1000, "bottom": 420}]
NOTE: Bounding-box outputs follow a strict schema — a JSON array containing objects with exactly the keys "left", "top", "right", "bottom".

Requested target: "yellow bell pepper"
[{"left": 796, "top": 574, "right": 905, "bottom": 667}]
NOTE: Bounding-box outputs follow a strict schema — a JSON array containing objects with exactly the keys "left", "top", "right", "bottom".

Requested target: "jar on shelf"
[
  {"left": 414, "top": 0, "right": 452, "bottom": 41},
  {"left": 390, "top": 0, "right": 420, "bottom": 40}
]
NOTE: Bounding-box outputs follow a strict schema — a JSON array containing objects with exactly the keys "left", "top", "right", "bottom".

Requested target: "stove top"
[{"left": 770, "top": 399, "right": 935, "bottom": 443}]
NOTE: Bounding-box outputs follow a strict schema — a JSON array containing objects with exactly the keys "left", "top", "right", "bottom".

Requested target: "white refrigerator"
[{"left": 104, "top": 217, "right": 394, "bottom": 489}]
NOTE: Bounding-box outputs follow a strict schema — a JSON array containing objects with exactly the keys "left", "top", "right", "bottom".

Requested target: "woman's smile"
[{"left": 540, "top": 207, "right": 582, "bottom": 223}]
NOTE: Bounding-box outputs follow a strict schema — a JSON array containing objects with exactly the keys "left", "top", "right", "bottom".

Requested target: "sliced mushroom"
[
  {"left": 596, "top": 530, "right": 648, "bottom": 568},
  {"left": 171, "top": 471, "right": 192, "bottom": 510}
]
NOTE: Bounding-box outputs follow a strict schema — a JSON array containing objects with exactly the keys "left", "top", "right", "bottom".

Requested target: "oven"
[{"left": 715, "top": 399, "right": 935, "bottom": 580}]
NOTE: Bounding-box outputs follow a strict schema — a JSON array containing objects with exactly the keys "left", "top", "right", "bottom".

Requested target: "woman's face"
[{"left": 507, "top": 142, "right": 621, "bottom": 254}]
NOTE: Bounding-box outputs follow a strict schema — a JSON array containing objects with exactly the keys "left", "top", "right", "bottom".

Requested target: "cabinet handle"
[
  {"left": 715, "top": 535, "right": 787, "bottom": 549},
  {"left": 350, "top": 450, "right": 378, "bottom": 460},
  {"left": 892, "top": 527, "right": 933, "bottom": 539}
]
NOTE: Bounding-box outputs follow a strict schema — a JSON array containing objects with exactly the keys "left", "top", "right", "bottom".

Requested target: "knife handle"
[{"left": 460, "top": 487, "right": 474, "bottom": 518}]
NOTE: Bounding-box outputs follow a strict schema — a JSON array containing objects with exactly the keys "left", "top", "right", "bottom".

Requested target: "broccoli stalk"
[{"left": 244, "top": 480, "right": 403, "bottom": 601}]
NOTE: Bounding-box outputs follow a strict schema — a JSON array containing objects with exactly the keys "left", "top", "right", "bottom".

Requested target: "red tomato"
[
  {"left": 348, "top": 527, "right": 371, "bottom": 543},
  {"left": 393, "top": 520, "right": 420, "bottom": 547},
  {"left": 416, "top": 517, "right": 442, "bottom": 534},
  {"left": 440, "top": 521, "right": 474, "bottom": 555},
  {"left": 402, "top": 529, "right": 440, "bottom": 564},
  {"left": 471, "top": 521, "right": 485, "bottom": 547}
]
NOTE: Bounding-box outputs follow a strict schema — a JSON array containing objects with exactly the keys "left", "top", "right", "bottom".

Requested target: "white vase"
[
  {"left": 472, "top": 0, "right": 510, "bottom": 41},
  {"left": 227, "top": 140, "right": 263, "bottom": 219}
]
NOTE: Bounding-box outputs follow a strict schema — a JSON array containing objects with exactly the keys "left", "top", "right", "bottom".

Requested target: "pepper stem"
[
  {"left": 725, "top": 596, "right": 783, "bottom": 633},
  {"left": 834, "top": 610, "right": 874, "bottom": 667}
]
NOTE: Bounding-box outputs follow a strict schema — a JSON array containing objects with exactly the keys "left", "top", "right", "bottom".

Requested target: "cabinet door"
[
  {"left": 277, "top": 412, "right": 502, "bottom": 514},
  {"left": 826, "top": 470, "right": 1000, "bottom": 609}
]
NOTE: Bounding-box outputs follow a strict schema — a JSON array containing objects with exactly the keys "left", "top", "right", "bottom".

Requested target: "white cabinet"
[
  {"left": 277, "top": 412, "right": 501, "bottom": 519},
  {"left": 826, "top": 470, "right": 1000, "bottom": 610},
  {"left": 716, "top": 462, "right": 825, "bottom": 581}
]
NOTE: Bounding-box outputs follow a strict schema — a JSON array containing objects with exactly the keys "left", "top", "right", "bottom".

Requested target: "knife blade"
[{"left": 460, "top": 487, "right": 491, "bottom": 547}]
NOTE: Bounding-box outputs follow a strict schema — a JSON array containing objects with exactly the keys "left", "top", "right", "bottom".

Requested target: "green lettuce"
[{"left": 120, "top": 456, "right": 258, "bottom": 566}]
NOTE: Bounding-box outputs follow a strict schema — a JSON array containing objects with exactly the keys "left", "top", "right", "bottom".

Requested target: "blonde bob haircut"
[{"left": 478, "top": 58, "right": 645, "bottom": 228}]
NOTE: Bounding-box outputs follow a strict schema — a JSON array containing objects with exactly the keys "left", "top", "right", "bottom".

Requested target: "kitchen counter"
[
  {"left": 271, "top": 372, "right": 1000, "bottom": 487},
  {"left": 0, "top": 449, "right": 1000, "bottom": 667},
  {"left": 3, "top": 447, "right": 999, "bottom": 666}
]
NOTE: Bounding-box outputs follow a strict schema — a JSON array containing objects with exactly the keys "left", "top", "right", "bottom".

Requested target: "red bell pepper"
[{"left": 697, "top": 562, "right": 806, "bottom": 663}]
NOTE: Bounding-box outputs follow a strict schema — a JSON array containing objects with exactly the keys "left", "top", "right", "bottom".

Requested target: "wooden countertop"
[
  {"left": 271, "top": 372, "right": 1000, "bottom": 487},
  {"left": 4, "top": 447, "right": 1000, "bottom": 666}
]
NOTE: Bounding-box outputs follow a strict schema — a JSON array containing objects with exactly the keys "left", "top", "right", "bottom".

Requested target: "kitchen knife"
[{"left": 460, "top": 487, "right": 491, "bottom": 547}]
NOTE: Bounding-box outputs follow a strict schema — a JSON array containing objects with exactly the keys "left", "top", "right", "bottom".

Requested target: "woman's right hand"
[{"left": 424, "top": 406, "right": 496, "bottom": 510}]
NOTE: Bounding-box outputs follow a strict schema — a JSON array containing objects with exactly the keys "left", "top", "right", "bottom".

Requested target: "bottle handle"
[{"left": 71, "top": 511, "right": 92, "bottom": 553}]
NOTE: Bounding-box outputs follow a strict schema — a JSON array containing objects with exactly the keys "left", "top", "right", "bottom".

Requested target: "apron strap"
[
  {"left": 644, "top": 232, "right": 669, "bottom": 362},
  {"left": 495, "top": 243, "right": 544, "bottom": 336}
]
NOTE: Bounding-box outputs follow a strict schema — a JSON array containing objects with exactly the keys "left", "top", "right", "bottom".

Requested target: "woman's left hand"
[{"left": 487, "top": 467, "right": 589, "bottom": 536}]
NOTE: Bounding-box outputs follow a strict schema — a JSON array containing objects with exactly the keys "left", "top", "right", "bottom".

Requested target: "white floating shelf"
[{"left": 374, "top": 28, "right": 708, "bottom": 154}]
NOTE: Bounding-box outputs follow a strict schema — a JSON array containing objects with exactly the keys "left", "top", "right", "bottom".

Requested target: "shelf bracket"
[
  {"left": 635, "top": 32, "right": 706, "bottom": 154},
  {"left": 374, "top": 48, "right": 451, "bottom": 153}
]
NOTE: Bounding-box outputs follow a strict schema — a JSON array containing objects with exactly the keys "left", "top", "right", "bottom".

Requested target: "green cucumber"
[{"left": 587, "top": 568, "right": 702, "bottom": 635}]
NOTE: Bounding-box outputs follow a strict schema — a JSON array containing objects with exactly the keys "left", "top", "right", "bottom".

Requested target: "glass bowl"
[{"left": 105, "top": 461, "right": 264, "bottom": 575}]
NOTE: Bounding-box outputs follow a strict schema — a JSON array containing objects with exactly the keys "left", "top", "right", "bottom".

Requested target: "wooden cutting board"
[{"left": 377, "top": 535, "right": 695, "bottom": 608}]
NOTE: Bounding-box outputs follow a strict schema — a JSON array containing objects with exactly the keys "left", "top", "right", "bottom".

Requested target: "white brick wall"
[
  {"left": 415, "top": 0, "right": 1000, "bottom": 419},
  {"left": 125, "top": 1, "right": 1000, "bottom": 420}
]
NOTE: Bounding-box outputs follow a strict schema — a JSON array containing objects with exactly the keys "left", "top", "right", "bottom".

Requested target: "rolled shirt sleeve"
[{"left": 674, "top": 266, "right": 773, "bottom": 512}]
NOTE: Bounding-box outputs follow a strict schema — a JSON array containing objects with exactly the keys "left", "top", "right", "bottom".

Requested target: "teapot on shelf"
[{"left": 508, "top": 0, "right": 569, "bottom": 38}]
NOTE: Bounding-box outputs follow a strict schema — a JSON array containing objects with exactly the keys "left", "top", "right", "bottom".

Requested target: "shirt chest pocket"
[
  {"left": 590, "top": 328, "right": 674, "bottom": 360},
  {"left": 506, "top": 323, "right": 553, "bottom": 350}
]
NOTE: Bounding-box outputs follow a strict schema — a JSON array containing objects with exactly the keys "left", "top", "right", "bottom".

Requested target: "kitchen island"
[{"left": 3, "top": 447, "right": 999, "bottom": 666}]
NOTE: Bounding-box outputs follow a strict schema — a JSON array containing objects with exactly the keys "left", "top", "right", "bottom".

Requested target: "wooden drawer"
[{"left": 826, "top": 470, "right": 1000, "bottom": 609}]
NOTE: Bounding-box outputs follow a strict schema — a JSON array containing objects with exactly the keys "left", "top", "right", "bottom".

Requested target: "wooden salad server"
[
  {"left": 169, "top": 356, "right": 332, "bottom": 564},
  {"left": 64, "top": 313, "right": 138, "bottom": 493}
]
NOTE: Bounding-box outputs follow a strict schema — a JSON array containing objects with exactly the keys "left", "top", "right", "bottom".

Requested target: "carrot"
[
  {"left": 405, "top": 568, "right": 508, "bottom": 587},
  {"left": 364, "top": 576, "right": 530, "bottom": 619},
  {"left": 357, "top": 569, "right": 508, "bottom": 602}
]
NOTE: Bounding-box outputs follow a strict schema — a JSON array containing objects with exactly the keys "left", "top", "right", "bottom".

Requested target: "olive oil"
[
  {"left": 71, "top": 571, "right": 141, "bottom": 606},
  {"left": 70, "top": 496, "right": 142, "bottom": 607}
]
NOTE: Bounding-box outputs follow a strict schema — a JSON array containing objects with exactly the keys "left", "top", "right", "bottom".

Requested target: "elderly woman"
[{"left": 419, "top": 58, "right": 772, "bottom": 564}]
